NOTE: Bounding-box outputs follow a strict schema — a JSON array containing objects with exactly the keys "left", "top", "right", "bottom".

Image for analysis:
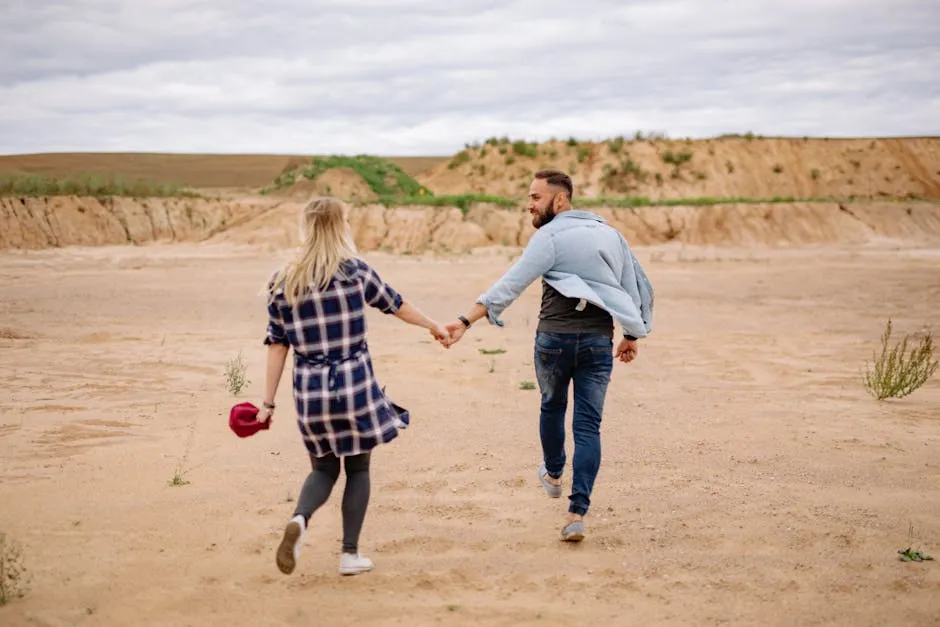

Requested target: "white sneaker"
[
  {"left": 338, "top": 552, "right": 373, "bottom": 576},
  {"left": 276, "top": 515, "right": 306, "bottom": 575}
]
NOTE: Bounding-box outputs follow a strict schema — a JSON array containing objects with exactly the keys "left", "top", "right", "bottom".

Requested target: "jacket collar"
[{"left": 555, "top": 209, "right": 606, "bottom": 223}]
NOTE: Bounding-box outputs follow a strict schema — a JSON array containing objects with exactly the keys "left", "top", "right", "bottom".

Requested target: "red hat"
[{"left": 229, "top": 402, "right": 271, "bottom": 438}]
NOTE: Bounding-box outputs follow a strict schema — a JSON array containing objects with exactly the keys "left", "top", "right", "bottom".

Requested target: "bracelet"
[
  {"left": 262, "top": 401, "right": 276, "bottom": 410},
  {"left": 458, "top": 315, "right": 471, "bottom": 328}
]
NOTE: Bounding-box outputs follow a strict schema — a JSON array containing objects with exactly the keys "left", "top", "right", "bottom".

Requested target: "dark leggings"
[{"left": 293, "top": 451, "right": 371, "bottom": 554}]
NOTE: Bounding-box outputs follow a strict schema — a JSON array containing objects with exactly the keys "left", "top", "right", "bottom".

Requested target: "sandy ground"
[{"left": 1, "top": 241, "right": 938, "bottom": 627}]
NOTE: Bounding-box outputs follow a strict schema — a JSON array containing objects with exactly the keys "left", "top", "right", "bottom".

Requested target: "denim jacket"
[{"left": 476, "top": 210, "right": 654, "bottom": 339}]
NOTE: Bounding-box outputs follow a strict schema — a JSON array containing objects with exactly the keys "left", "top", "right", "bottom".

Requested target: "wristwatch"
[{"left": 458, "top": 315, "right": 471, "bottom": 328}]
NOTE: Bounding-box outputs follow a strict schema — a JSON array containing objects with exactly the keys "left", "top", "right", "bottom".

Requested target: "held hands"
[
  {"left": 427, "top": 320, "right": 467, "bottom": 348},
  {"left": 429, "top": 322, "right": 451, "bottom": 344},
  {"left": 442, "top": 320, "right": 468, "bottom": 347}
]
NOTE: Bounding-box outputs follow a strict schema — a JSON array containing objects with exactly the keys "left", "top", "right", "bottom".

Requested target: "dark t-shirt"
[{"left": 537, "top": 280, "right": 613, "bottom": 338}]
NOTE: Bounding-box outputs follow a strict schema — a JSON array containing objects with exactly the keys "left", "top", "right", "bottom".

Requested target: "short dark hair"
[{"left": 534, "top": 169, "right": 573, "bottom": 199}]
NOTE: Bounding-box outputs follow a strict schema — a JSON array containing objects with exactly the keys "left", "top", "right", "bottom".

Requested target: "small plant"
[
  {"left": 862, "top": 319, "right": 938, "bottom": 400},
  {"left": 224, "top": 351, "right": 249, "bottom": 395},
  {"left": 519, "top": 381, "right": 536, "bottom": 390},
  {"left": 0, "top": 533, "right": 28, "bottom": 606},
  {"left": 662, "top": 150, "right": 693, "bottom": 167},
  {"left": 168, "top": 465, "right": 190, "bottom": 487},
  {"left": 511, "top": 140, "right": 538, "bottom": 158},
  {"left": 479, "top": 348, "right": 506, "bottom": 355},
  {"left": 898, "top": 547, "right": 933, "bottom": 562},
  {"left": 448, "top": 151, "right": 471, "bottom": 169},
  {"left": 811, "top": 168, "right": 820, "bottom": 180},
  {"left": 898, "top": 522, "right": 933, "bottom": 562}
]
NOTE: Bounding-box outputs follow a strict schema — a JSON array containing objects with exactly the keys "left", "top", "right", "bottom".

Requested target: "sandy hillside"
[
  {"left": 4, "top": 196, "right": 940, "bottom": 253},
  {"left": 420, "top": 137, "right": 940, "bottom": 200},
  {"left": 3, "top": 138, "right": 938, "bottom": 203},
  {"left": 0, "top": 240, "right": 938, "bottom": 626}
]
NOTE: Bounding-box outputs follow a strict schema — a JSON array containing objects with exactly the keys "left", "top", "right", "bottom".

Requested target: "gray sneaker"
[
  {"left": 537, "top": 463, "right": 563, "bottom": 498},
  {"left": 561, "top": 520, "right": 585, "bottom": 542}
]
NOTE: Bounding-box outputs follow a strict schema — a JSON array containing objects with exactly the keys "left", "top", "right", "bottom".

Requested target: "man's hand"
[
  {"left": 441, "top": 320, "right": 468, "bottom": 347},
  {"left": 429, "top": 322, "right": 451, "bottom": 344},
  {"left": 615, "top": 338, "right": 638, "bottom": 363}
]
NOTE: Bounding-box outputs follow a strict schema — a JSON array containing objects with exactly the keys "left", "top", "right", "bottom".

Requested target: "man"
[{"left": 443, "top": 169, "right": 654, "bottom": 542}]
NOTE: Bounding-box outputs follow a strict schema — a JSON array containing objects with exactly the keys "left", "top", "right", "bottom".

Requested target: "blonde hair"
[{"left": 268, "top": 196, "right": 358, "bottom": 307}]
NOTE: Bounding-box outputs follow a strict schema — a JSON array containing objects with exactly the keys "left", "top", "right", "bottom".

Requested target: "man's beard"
[{"left": 532, "top": 193, "right": 557, "bottom": 228}]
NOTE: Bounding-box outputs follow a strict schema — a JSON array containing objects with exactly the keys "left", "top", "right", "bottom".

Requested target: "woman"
[{"left": 257, "top": 196, "right": 448, "bottom": 576}]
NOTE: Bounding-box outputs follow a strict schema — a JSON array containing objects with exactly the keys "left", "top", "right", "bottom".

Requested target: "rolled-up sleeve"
[
  {"left": 477, "top": 232, "right": 556, "bottom": 327},
  {"left": 263, "top": 297, "right": 290, "bottom": 346},
  {"left": 360, "top": 261, "right": 403, "bottom": 314}
]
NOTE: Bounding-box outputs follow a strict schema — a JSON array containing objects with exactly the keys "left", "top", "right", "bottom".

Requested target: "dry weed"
[{"left": 863, "top": 319, "right": 937, "bottom": 400}]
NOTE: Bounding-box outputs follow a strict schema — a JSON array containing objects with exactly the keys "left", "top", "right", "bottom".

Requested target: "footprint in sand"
[{"left": 35, "top": 418, "right": 136, "bottom": 453}]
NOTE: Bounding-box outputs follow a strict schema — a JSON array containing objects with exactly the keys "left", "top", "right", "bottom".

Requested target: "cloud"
[{"left": 1, "top": 0, "right": 937, "bottom": 155}]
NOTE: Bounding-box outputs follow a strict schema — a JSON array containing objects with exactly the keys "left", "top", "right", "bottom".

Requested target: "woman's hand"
[
  {"left": 258, "top": 406, "right": 274, "bottom": 424},
  {"left": 429, "top": 322, "right": 451, "bottom": 344}
]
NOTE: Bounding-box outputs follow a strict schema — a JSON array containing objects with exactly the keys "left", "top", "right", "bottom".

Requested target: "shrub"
[
  {"left": 224, "top": 351, "right": 249, "bottom": 395},
  {"left": 862, "top": 319, "right": 938, "bottom": 400},
  {"left": 511, "top": 141, "right": 538, "bottom": 158}
]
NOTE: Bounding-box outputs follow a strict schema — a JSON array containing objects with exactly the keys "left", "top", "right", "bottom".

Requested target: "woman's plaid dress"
[{"left": 264, "top": 258, "right": 409, "bottom": 458}]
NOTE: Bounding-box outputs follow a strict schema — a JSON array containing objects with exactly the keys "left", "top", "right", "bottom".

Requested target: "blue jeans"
[{"left": 533, "top": 331, "right": 613, "bottom": 516}]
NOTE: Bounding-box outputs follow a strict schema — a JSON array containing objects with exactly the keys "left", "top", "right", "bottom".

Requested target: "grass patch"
[
  {"left": 519, "top": 381, "right": 536, "bottom": 390},
  {"left": 578, "top": 195, "right": 801, "bottom": 208},
  {"left": 378, "top": 193, "right": 518, "bottom": 213},
  {"left": 350, "top": 193, "right": 929, "bottom": 212},
  {"left": 261, "top": 155, "right": 432, "bottom": 198},
  {"left": 168, "top": 466, "right": 191, "bottom": 487},
  {"left": 479, "top": 348, "right": 507, "bottom": 355},
  {"left": 862, "top": 319, "right": 937, "bottom": 400},
  {"left": 0, "top": 174, "right": 197, "bottom": 198}
]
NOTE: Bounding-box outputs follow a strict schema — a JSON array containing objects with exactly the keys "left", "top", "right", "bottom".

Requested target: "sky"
[{"left": 1, "top": 0, "right": 938, "bottom": 156}]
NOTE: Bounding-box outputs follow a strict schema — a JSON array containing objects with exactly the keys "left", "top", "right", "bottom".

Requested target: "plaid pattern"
[{"left": 264, "top": 258, "right": 407, "bottom": 457}]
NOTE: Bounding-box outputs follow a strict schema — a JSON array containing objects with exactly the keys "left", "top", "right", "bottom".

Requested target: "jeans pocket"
[{"left": 534, "top": 342, "right": 564, "bottom": 389}]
